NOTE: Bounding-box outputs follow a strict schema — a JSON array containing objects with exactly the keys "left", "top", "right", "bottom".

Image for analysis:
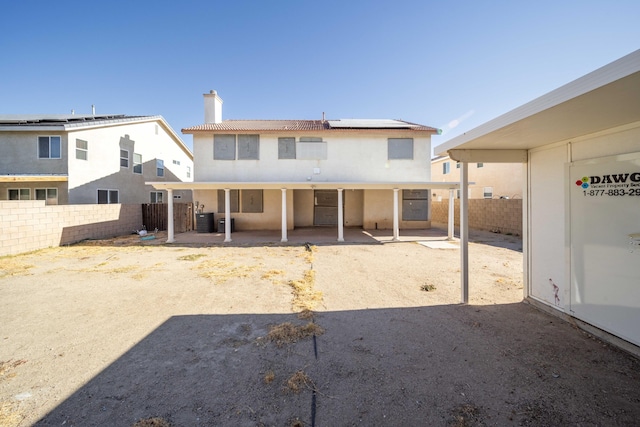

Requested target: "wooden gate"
[{"left": 142, "top": 203, "right": 193, "bottom": 233}]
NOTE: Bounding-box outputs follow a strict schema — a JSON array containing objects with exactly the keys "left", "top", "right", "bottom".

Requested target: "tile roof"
[{"left": 183, "top": 119, "right": 438, "bottom": 133}]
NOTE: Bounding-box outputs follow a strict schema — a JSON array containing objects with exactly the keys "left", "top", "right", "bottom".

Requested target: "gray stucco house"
[{"left": 0, "top": 114, "right": 193, "bottom": 204}]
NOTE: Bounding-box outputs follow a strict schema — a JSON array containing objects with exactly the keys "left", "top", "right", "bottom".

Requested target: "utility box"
[
  {"left": 218, "top": 218, "right": 235, "bottom": 233},
  {"left": 196, "top": 213, "right": 214, "bottom": 233}
]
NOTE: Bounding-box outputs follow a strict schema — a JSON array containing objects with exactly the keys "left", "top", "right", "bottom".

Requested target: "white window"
[
  {"left": 120, "top": 149, "right": 129, "bottom": 168},
  {"left": 150, "top": 191, "right": 163, "bottom": 203},
  {"left": 456, "top": 162, "right": 460, "bottom": 169},
  {"left": 38, "top": 136, "right": 61, "bottom": 159},
  {"left": 36, "top": 188, "right": 58, "bottom": 205},
  {"left": 483, "top": 187, "right": 493, "bottom": 199},
  {"left": 97, "top": 189, "right": 119, "bottom": 204},
  {"left": 156, "top": 159, "right": 164, "bottom": 177},
  {"left": 8, "top": 188, "right": 31, "bottom": 200},
  {"left": 76, "top": 139, "right": 88, "bottom": 160},
  {"left": 186, "top": 166, "right": 191, "bottom": 178},
  {"left": 133, "top": 153, "right": 142, "bottom": 174},
  {"left": 173, "top": 160, "right": 180, "bottom": 165},
  {"left": 443, "top": 162, "right": 450, "bottom": 174},
  {"left": 477, "top": 162, "right": 484, "bottom": 168}
]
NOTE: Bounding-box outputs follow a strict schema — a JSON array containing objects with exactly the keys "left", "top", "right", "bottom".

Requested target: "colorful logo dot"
[
  {"left": 575, "top": 180, "right": 583, "bottom": 186},
  {"left": 581, "top": 183, "right": 589, "bottom": 189},
  {"left": 582, "top": 177, "right": 589, "bottom": 183}
]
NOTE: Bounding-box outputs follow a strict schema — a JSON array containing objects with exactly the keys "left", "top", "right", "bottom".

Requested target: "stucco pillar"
[
  {"left": 448, "top": 189, "right": 455, "bottom": 241},
  {"left": 281, "top": 188, "right": 288, "bottom": 243},
  {"left": 337, "top": 188, "right": 344, "bottom": 242},
  {"left": 166, "top": 189, "right": 175, "bottom": 243},
  {"left": 460, "top": 163, "right": 469, "bottom": 303},
  {"left": 392, "top": 188, "right": 400, "bottom": 241},
  {"left": 224, "top": 188, "right": 232, "bottom": 243}
]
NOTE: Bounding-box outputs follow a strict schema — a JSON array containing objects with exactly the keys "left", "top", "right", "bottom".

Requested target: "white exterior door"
[{"left": 569, "top": 152, "right": 640, "bottom": 346}]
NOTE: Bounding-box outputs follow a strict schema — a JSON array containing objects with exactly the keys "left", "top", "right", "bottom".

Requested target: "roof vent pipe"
[
  {"left": 92, "top": 105, "right": 95, "bottom": 115},
  {"left": 322, "top": 112, "right": 325, "bottom": 122},
  {"left": 71, "top": 109, "right": 75, "bottom": 115}
]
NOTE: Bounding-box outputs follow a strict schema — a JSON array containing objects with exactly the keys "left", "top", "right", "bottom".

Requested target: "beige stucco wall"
[{"left": 431, "top": 157, "right": 523, "bottom": 200}]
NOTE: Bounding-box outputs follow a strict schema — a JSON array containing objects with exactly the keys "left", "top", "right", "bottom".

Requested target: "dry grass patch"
[
  {"left": 289, "top": 270, "right": 323, "bottom": 311},
  {"left": 285, "top": 370, "right": 313, "bottom": 394},
  {"left": 132, "top": 417, "right": 172, "bottom": 427},
  {"left": 0, "top": 401, "right": 22, "bottom": 427},
  {"left": 177, "top": 253, "right": 207, "bottom": 261},
  {"left": 266, "top": 322, "right": 324, "bottom": 347},
  {"left": 0, "top": 258, "right": 34, "bottom": 278},
  {"left": 195, "top": 259, "right": 262, "bottom": 284},
  {"left": 264, "top": 370, "right": 275, "bottom": 384},
  {"left": 0, "top": 359, "right": 27, "bottom": 379}
]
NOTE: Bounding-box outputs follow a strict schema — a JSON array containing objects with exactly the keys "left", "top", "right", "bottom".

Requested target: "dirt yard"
[{"left": 0, "top": 229, "right": 638, "bottom": 426}]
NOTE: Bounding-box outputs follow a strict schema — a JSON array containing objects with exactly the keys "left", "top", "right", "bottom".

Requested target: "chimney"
[{"left": 204, "top": 90, "right": 223, "bottom": 124}]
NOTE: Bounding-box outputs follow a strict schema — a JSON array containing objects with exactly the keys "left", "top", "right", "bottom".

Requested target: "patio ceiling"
[{"left": 147, "top": 181, "right": 462, "bottom": 191}]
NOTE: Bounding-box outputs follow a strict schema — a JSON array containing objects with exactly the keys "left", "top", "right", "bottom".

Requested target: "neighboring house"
[
  {"left": 0, "top": 114, "right": 193, "bottom": 204},
  {"left": 151, "top": 90, "right": 459, "bottom": 242},
  {"left": 430, "top": 155, "right": 523, "bottom": 200},
  {"left": 434, "top": 49, "right": 640, "bottom": 351}
]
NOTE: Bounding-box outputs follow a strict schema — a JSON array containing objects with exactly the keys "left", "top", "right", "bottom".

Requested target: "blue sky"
[{"left": 1, "top": 1, "right": 638, "bottom": 152}]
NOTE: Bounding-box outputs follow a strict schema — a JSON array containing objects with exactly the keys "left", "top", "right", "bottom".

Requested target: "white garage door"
[{"left": 569, "top": 152, "right": 640, "bottom": 346}]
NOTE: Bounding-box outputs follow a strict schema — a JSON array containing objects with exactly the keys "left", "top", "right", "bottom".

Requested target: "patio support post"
[
  {"left": 337, "top": 188, "right": 344, "bottom": 242},
  {"left": 448, "top": 189, "right": 455, "bottom": 241},
  {"left": 460, "top": 163, "right": 469, "bottom": 303},
  {"left": 224, "top": 188, "right": 232, "bottom": 243},
  {"left": 281, "top": 188, "right": 288, "bottom": 243},
  {"left": 392, "top": 188, "right": 400, "bottom": 241},
  {"left": 166, "top": 188, "right": 175, "bottom": 243}
]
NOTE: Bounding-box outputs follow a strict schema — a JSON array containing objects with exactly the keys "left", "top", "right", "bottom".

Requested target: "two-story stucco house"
[
  {"left": 0, "top": 114, "right": 193, "bottom": 205},
  {"left": 150, "top": 91, "right": 459, "bottom": 242},
  {"left": 430, "top": 155, "right": 523, "bottom": 200}
]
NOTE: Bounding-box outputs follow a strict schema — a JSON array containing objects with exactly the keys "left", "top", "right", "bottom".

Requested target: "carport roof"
[
  {"left": 147, "top": 181, "right": 461, "bottom": 191},
  {"left": 434, "top": 49, "right": 640, "bottom": 157}
]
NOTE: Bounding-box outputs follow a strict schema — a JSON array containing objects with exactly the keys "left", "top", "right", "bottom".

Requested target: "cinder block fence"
[
  {"left": 1, "top": 201, "right": 142, "bottom": 256},
  {"left": 431, "top": 198, "right": 522, "bottom": 236}
]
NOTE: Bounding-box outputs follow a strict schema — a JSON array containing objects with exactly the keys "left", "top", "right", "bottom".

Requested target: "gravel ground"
[{"left": 0, "top": 229, "right": 638, "bottom": 426}]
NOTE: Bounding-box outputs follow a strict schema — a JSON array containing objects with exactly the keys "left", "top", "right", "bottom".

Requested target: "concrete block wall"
[
  {"left": 1, "top": 201, "right": 142, "bottom": 256},
  {"left": 431, "top": 199, "right": 522, "bottom": 236}
]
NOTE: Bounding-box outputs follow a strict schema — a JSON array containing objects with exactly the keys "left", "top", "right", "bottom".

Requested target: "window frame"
[
  {"left": 186, "top": 165, "right": 191, "bottom": 178},
  {"left": 483, "top": 186, "right": 493, "bottom": 199},
  {"left": 214, "top": 134, "right": 236, "bottom": 160},
  {"left": 97, "top": 189, "right": 119, "bottom": 204},
  {"left": 443, "top": 162, "right": 450, "bottom": 174},
  {"left": 133, "top": 153, "right": 142, "bottom": 174},
  {"left": 35, "top": 188, "right": 58, "bottom": 205},
  {"left": 156, "top": 159, "right": 164, "bottom": 177},
  {"left": 120, "top": 149, "right": 129, "bottom": 168},
  {"left": 150, "top": 191, "right": 164, "bottom": 203},
  {"left": 76, "top": 139, "right": 88, "bottom": 160},
  {"left": 38, "top": 136, "right": 62, "bottom": 159},
  {"left": 8, "top": 188, "right": 31, "bottom": 200}
]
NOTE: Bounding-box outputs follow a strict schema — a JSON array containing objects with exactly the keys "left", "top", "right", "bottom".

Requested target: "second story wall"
[
  {"left": 67, "top": 120, "right": 193, "bottom": 204},
  {"left": 193, "top": 133, "right": 432, "bottom": 183},
  {"left": 0, "top": 131, "right": 68, "bottom": 175}
]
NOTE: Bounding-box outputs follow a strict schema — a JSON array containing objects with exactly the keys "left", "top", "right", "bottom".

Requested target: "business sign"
[{"left": 575, "top": 172, "right": 640, "bottom": 197}]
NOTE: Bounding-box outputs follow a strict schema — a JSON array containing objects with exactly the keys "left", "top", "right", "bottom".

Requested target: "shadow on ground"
[{"left": 36, "top": 303, "right": 639, "bottom": 426}]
